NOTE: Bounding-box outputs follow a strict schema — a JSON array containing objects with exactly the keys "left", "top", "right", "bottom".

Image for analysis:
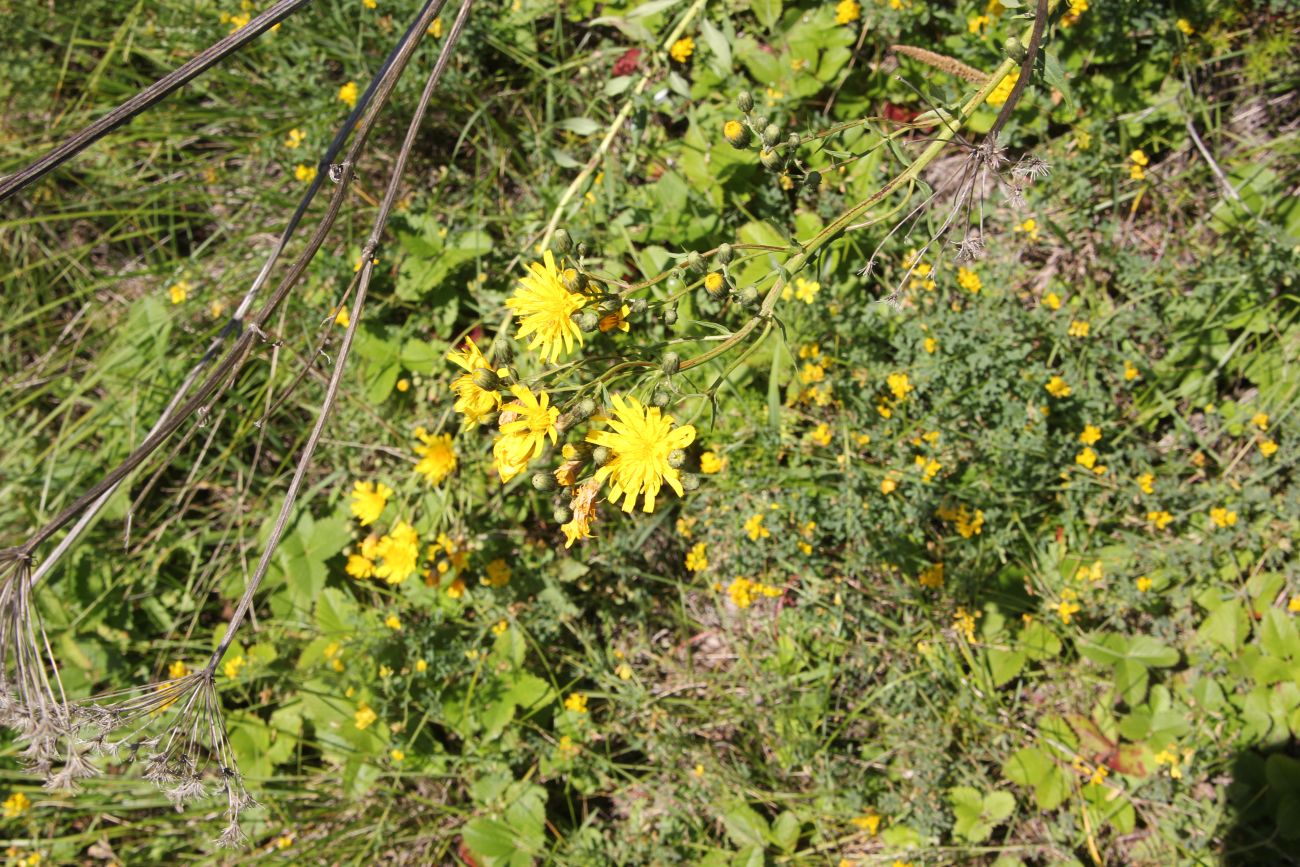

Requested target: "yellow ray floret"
[{"left": 587, "top": 394, "right": 696, "bottom": 513}]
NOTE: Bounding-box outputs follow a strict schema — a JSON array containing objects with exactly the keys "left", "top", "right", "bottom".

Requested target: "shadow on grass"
[{"left": 1221, "top": 741, "right": 1300, "bottom": 865}]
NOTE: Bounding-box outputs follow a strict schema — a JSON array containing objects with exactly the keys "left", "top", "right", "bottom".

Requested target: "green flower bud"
[
  {"left": 760, "top": 147, "right": 783, "bottom": 171},
  {"left": 1004, "top": 37, "right": 1027, "bottom": 62},
  {"left": 490, "top": 335, "right": 513, "bottom": 365},
  {"left": 553, "top": 505, "right": 574, "bottom": 524},
  {"left": 532, "top": 471, "right": 558, "bottom": 492},
  {"left": 574, "top": 397, "right": 597, "bottom": 419},
  {"left": 600, "top": 297, "right": 623, "bottom": 314},
  {"left": 738, "top": 286, "right": 759, "bottom": 307},
  {"left": 668, "top": 449, "right": 687, "bottom": 469},
  {"left": 651, "top": 388, "right": 671, "bottom": 408},
  {"left": 666, "top": 274, "right": 685, "bottom": 294},
  {"left": 578, "top": 311, "right": 601, "bottom": 332},
  {"left": 723, "top": 119, "right": 751, "bottom": 149},
  {"left": 786, "top": 132, "right": 800, "bottom": 151},
  {"left": 804, "top": 170, "right": 822, "bottom": 190},
  {"left": 577, "top": 241, "right": 590, "bottom": 258},
  {"left": 498, "top": 367, "right": 518, "bottom": 385},
  {"left": 663, "top": 307, "right": 678, "bottom": 326},
  {"left": 562, "top": 269, "right": 582, "bottom": 291},
  {"left": 472, "top": 368, "right": 501, "bottom": 391},
  {"left": 762, "top": 123, "right": 781, "bottom": 148},
  {"left": 680, "top": 473, "right": 701, "bottom": 492},
  {"left": 662, "top": 351, "right": 681, "bottom": 375},
  {"left": 716, "top": 243, "right": 733, "bottom": 265},
  {"left": 631, "top": 298, "right": 647, "bottom": 315},
  {"left": 592, "top": 445, "right": 612, "bottom": 466},
  {"left": 687, "top": 250, "right": 704, "bottom": 274},
  {"left": 737, "top": 90, "right": 754, "bottom": 112},
  {"left": 553, "top": 228, "right": 573, "bottom": 255}
]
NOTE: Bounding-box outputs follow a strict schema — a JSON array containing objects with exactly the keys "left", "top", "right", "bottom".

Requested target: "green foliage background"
[{"left": 1, "top": 0, "right": 1298, "bottom": 864}]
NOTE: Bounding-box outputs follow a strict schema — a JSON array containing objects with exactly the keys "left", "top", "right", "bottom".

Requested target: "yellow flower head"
[
  {"left": 484, "top": 558, "right": 512, "bottom": 587},
  {"left": 564, "top": 692, "right": 588, "bottom": 713},
  {"left": 685, "top": 542, "right": 708, "bottom": 572},
  {"left": 1209, "top": 507, "right": 1237, "bottom": 529},
  {"left": 507, "top": 250, "right": 586, "bottom": 363},
  {"left": 669, "top": 37, "right": 694, "bottom": 63},
  {"left": 350, "top": 480, "right": 393, "bottom": 526},
  {"left": 587, "top": 394, "right": 696, "bottom": 513},
  {"left": 374, "top": 521, "right": 420, "bottom": 585},
  {"left": 743, "top": 512, "right": 771, "bottom": 541},
  {"left": 493, "top": 384, "right": 560, "bottom": 483},
  {"left": 700, "top": 450, "right": 726, "bottom": 474},
  {"left": 413, "top": 429, "right": 457, "bottom": 485},
  {"left": 987, "top": 71, "right": 1019, "bottom": 107},
  {"left": 338, "top": 81, "right": 359, "bottom": 108},
  {"left": 835, "top": 0, "right": 861, "bottom": 25},
  {"left": 1045, "top": 375, "right": 1071, "bottom": 398},
  {"left": 3, "top": 792, "right": 31, "bottom": 819},
  {"left": 168, "top": 280, "right": 191, "bottom": 305},
  {"left": 294, "top": 163, "right": 317, "bottom": 183},
  {"left": 1251, "top": 412, "right": 1269, "bottom": 431},
  {"left": 354, "top": 704, "right": 377, "bottom": 730},
  {"left": 446, "top": 337, "right": 502, "bottom": 425},
  {"left": 887, "top": 372, "right": 913, "bottom": 400},
  {"left": 599, "top": 304, "right": 631, "bottom": 334}
]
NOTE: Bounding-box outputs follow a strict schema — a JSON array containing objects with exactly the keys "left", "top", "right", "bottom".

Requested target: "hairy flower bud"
[
  {"left": 716, "top": 243, "right": 733, "bottom": 264},
  {"left": 737, "top": 90, "right": 754, "bottom": 112},
  {"left": 552, "top": 228, "right": 573, "bottom": 254},
  {"left": 762, "top": 123, "right": 781, "bottom": 148},
  {"left": 668, "top": 449, "right": 687, "bottom": 469},
  {"left": 738, "top": 286, "right": 759, "bottom": 307},
  {"left": 680, "top": 473, "right": 701, "bottom": 492},
  {"left": 687, "top": 250, "right": 704, "bottom": 274},
  {"left": 630, "top": 298, "right": 647, "bottom": 315},
  {"left": 574, "top": 397, "right": 597, "bottom": 419},
  {"left": 662, "top": 351, "right": 681, "bottom": 375},
  {"left": 553, "top": 505, "right": 574, "bottom": 524},
  {"left": 592, "top": 445, "right": 612, "bottom": 466},
  {"left": 662, "top": 307, "right": 678, "bottom": 326},
  {"left": 704, "top": 272, "right": 726, "bottom": 298},
  {"left": 804, "top": 170, "right": 822, "bottom": 190},
  {"left": 651, "top": 388, "right": 671, "bottom": 408},
  {"left": 723, "top": 119, "right": 751, "bottom": 149},
  {"left": 532, "top": 471, "right": 558, "bottom": 492},
  {"left": 1004, "top": 37, "right": 1027, "bottom": 62},
  {"left": 578, "top": 310, "right": 601, "bottom": 332},
  {"left": 759, "top": 147, "right": 783, "bottom": 171}
]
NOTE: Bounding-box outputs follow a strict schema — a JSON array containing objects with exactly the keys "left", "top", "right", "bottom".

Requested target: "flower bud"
[
  {"left": 786, "top": 132, "right": 800, "bottom": 151},
  {"left": 553, "top": 228, "right": 573, "bottom": 255},
  {"left": 651, "top": 388, "right": 671, "bottom": 408},
  {"left": 687, "top": 250, "right": 704, "bottom": 274},
  {"left": 716, "top": 243, "right": 733, "bottom": 264},
  {"left": 662, "top": 307, "right": 678, "bottom": 326},
  {"left": 804, "top": 170, "right": 822, "bottom": 190},
  {"left": 762, "top": 123, "right": 781, "bottom": 148},
  {"left": 532, "top": 471, "right": 558, "bottom": 492},
  {"left": 497, "top": 367, "right": 518, "bottom": 385},
  {"left": 662, "top": 351, "right": 681, "bottom": 375},
  {"left": 553, "top": 505, "right": 574, "bottom": 524},
  {"left": 630, "top": 298, "right": 647, "bottom": 315},
  {"left": 1004, "top": 37, "right": 1027, "bottom": 62},
  {"left": 704, "top": 272, "right": 726, "bottom": 298},
  {"left": 737, "top": 90, "right": 754, "bottom": 112},
  {"left": 738, "top": 286, "right": 759, "bottom": 307},
  {"left": 562, "top": 268, "right": 582, "bottom": 291},
  {"left": 668, "top": 449, "right": 687, "bottom": 468},
  {"left": 759, "top": 147, "right": 783, "bottom": 171},
  {"left": 600, "top": 297, "right": 623, "bottom": 314},
  {"left": 680, "top": 473, "right": 701, "bottom": 492},
  {"left": 577, "top": 241, "right": 590, "bottom": 258},
  {"left": 723, "top": 119, "right": 751, "bottom": 149},
  {"left": 578, "top": 311, "right": 601, "bottom": 332},
  {"left": 490, "top": 335, "right": 513, "bottom": 364},
  {"left": 472, "top": 368, "right": 501, "bottom": 391},
  {"left": 574, "top": 397, "right": 597, "bottom": 419},
  {"left": 592, "top": 445, "right": 612, "bottom": 466}
]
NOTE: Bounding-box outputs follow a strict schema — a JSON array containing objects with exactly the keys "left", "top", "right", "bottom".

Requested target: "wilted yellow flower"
[
  {"left": 484, "top": 558, "right": 512, "bottom": 587},
  {"left": 918, "top": 563, "right": 944, "bottom": 589},
  {"left": 562, "top": 478, "right": 602, "bottom": 548}
]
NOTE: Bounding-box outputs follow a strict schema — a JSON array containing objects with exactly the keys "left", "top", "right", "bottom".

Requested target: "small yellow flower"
[
  {"left": 1289, "top": 597, "right": 1300, "bottom": 613},
  {"left": 284, "top": 128, "right": 306, "bottom": 149},
  {"left": 810, "top": 423, "right": 832, "bottom": 447},
  {"left": 616, "top": 663, "right": 633, "bottom": 680},
  {"left": 3, "top": 792, "right": 31, "bottom": 819},
  {"left": 685, "top": 542, "right": 709, "bottom": 573},
  {"left": 168, "top": 280, "right": 191, "bottom": 305},
  {"left": 744, "top": 512, "right": 771, "bottom": 541},
  {"left": 924, "top": 337, "right": 937, "bottom": 354},
  {"left": 835, "top": 0, "right": 861, "bottom": 25},
  {"left": 887, "top": 372, "right": 913, "bottom": 400},
  {"left": 1075, "top": 447, "right": 1098, "bottom": 470},
  {"left": 1175, "top": 18, "right": 1194, "bottom": 35},
  {"left": 953, "top": 607, "right": 980, "bottom": 643},
  {"left": 793, "top": 277, "right": 821, "bottom": 304},
  {"left": 880, "top": 477, "right": 897, "bottom": 495},
  {"left": 918, "top": 562, "right": 944, "bottom": 589},
  {"left": 704, "top": 272, "right": 725, "bottom": 294},
  {"left": 851, "top": 812, "right": 881, "bottom": 835},
  {"left": 1068, "top": 319, "right": 1090, "bottom": 338},
  {"left": 564, "top": 692, "right": 588, "bottom": 713},
  {"left": 492, "top": 619, "right": 509, "bottom": 636},
  {"left": 700, "top": 450, "right": 726, "bottom": 474},
  {"left": 384, "top": 614, "right": 402, "bottom": 630},
  {"left": 968, "top": 14, "right": 990, "bottom": 34},
  {"left": 167, "top": 660, "right": 190, "bottom": 680},
  {"left": 1079, "top": 425, "right": 1102, "bottom": 446},
  {"left": 1251, "top": 412, "right": 1270, "bottom": 431},
  {"left": 354, "top": 704, "right": 378, "bottom": 730},
  {"left": 1014, "top": 217, "right": 1040, "bottom": 241},
  {"left": 427, "top": 17, "right": 443, "bottom": 37},
  {"left": 390, "top": 749, "right": 405, "bottom": 762},
  {"left": 987, "top": 71, "right": 1019, "bottom": 107},
  {"left": 1056, "top": 589, "right": 1081, "bottom": 624},
  {"left": 956, "top": 266, "right": 982, "bottom": 293},
  {"left": 415, "top": 659, "right": 428, "bottom": 673},
  {"left": 350, "top": 480, "right": 393, "bottom": 526},
  {"left": 1043, "top": 291, "right": 1062, "bottom": 311},
  {"left": 1130, "top": 149, "right": 1150, "bottom": 167},
  {"left": 1137, "top": 472, "right": 1155, "bottom": 495},
  {"left": 1209, "top": 507, "right": 1237, "bottom": 529},
  {"left": 1147, "top": 510, "right": 1174, "bottom": 530},
  {"left": 224, "top": 654, "right": 246, "bottom": 679},
  {"left": 1045, "top": 376, "right": 1072, "bottom": 398},
  {"left": 669, "top": 37, "right": 694, "bottom": 63},
  {"left": 446, "top": 578, "right": 466, "bottom": 598},
  {"left": 363, "top": 0, "right": 377, "bottom": 8},
  {"left": 1123, "top": 359, "right": 1140, "bottom": 381},
  {"left": 1136, "top": 575, "right": 1153, "bottom": 593},
  {"left": 1259, "top": 439, "right": 1278, "bottom": 457},
  {"left": 337, "top": 81, "right": 359, "bottom": 108}
]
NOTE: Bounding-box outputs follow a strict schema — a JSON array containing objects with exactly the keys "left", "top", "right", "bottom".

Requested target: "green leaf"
[
  {"left": 557, "top": 117, "right": 602, "bottom": 136},
  {"left": 721, "top": 802, "right": 769, "bottom": 849},
  {"left": 770, "top": 810, "right": 800, "bottom": 853},
  {"left": 700, "top": 19, "right": 732, "bottom": 74},
  {"left": 1003, "top": 746, "right": 1069, "bottom": 810},
  {"left": 751, "top": 0, "right": 782, "bottom": 31}
]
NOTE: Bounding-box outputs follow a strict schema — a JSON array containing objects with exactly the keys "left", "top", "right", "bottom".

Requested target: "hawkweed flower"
[
  {"left": 446, "top": 337, "right": 503, "bottom": 425},
  {"left": 507, "top": 251, "right": 586, "bottom": 363},
  {"left": 586, "top": 394, "right": 696, "bottom": 513}
]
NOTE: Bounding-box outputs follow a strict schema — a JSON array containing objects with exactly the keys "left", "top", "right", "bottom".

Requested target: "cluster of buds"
[{"left": 722, "top": 91, "right": 821, "bottom": 191}]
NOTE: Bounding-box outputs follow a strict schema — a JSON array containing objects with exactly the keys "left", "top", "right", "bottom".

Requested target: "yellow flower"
[
  {"left": 956, "top": 267, "right": 982, "bottom": 293},
  {"left": 346, "top": 552, "right": 375, "bottom": 580},
  {"left": 968, "top": 13, "right": 990, "bottom": 33},
  {"left": 835, "top": 0, "right": 861, "bottom": 25},
  {"left": 616, "top": 663, "right": 632, "bottom": 680},
  {"left": 294, "top": 163, "right": 317, "bottom": 183},
  {"left": 427, "top": 17, "right": 443, "bottom": 37},
  {"left": 1075, "top": 560, "right": 1103, "bottom": 583},
  {"left": 168, "top": 280, "right": 191, "bottom": 305},
  {"left": 669, "top": 37, "right": 694, "bottom": 63},
  {"left": 887, "top": 372, "right": 913, "bottom": 400},
  {"left": 954, "top": 505, "right": 985, "bottom": 538},
  {"left": 1043, "top": 291, "right": 1062, "bottom": 311},
  {"left": 333, "top": 306, "right": 350, "bottom": 327},
  {"left": 1078, "top": 425, "right": 1102, "bottom": 446},
  {"left": 1175, "top": 18, "right": 1194, "bottom": 35},
  {"left": 987, "top": 71, "right": 1019, "bottom": 107},
  {"left": 167, "top": 659, "right": 190, "bottom": 680},
  {"left": 953, "top": 607, "right": 980, "bottom": 643},
  {"left": 484, "top": 558, "right": 512, "bottom": 587},
  {"left": 700, "top": 450, "right": 726, "bottom": 474},
  {"left": 337, "top": 80, "right": 359, "bottom": 108},
  {"left": 1251, "top": 412, "right": 1269, "bottom": 431},
  {"left": 3, "top": 792, "right": 31, "bottom": 819},
  {"left": 1045, "top": 376, "right": 1071, "bottom": 398},
  {"left": 1136, "top": 575, "right": 1153, "bottom": 593},
  {"left": 1123, "top": 359, "right": 1140, "bottom": 381},
  {"left": 374, "top": 521, "right": 420, "bottom": 585},
  {"left": 726, "top": 576, "right": 781, "bottom": 608},
  {"left": 924, "top": 337, "right": 937, "bottom": 353},
  {"left": 224, "top": 654, "right": 246, "bottom": 679},
  {"left": 507, "top": 250, "right": 586, "bottom": 363},
  {"left": 384, "top": 614, "right": 402, "bottom": 630},
  {"left": 1147, "top": 510, "right": 1174, "bottom": 530},
  {"left": 350, "top": 480, "right": 392, "bottom": 526},
  {"left": 810, "top": 423, "right": 832, "bottom": 447},
  {"left": 587, "top": 393, "right": 696, "bottom": 513},
  {"left": 446, "top": 578, "right": 466, "bottom": 598},
  {"left": 446, "top": 337, "right": 502, "bottom": 425},
  {"left": 1289, "top": 597, "right": 1300, "bottom": 613},
  {"left": 354, "top": 704, "right": 378, "bottom": 730},
  {"left": 743, "top": 512, "right": 771, "bottom": 541},
  {"left": 793, "top": 277, "right": 821, "bottom": 304},
  {"left": 723, "top": 120, "right": 748, "bottom": 147},
  {"left": 227, "top": 11, "right": 251, "bottom": 31},
  {"left": 1130, "top": 149, "right": 1149, "bottom": 168},
  {"left": 415, "top": 659, "right": 428, "bottom": 672},
  {"left": 918, "top": 563, "right": 944, "bottom": 589},
  {"left": 284, "top": 128, "right": 306, "bottom": 149},
  {"left": 1259, "top": 439, "right": 1278, "bottom": 457},
  {"left": 363, "top": 0, "right": 377, "bottom": 7},
  {"left": 1074, "top": 447, "right": 1098, "bottom": 470},
  {"left": 685, "top": 542, "right": 708, "bottom": 573},
  {"left": 492, "top": 619, "right": 509, "bottom": 636},
  {"left": 390, "top": 749, "right": 405, "bottom": 763},
  {"left": 1136, "top": 472, "right": 1155, "bottom": 495},
  {"left": 1068, "top": 319, "right": 1090, "bottom": 338},
  {"left": 704, "top": 272, "right": 725, "bottom": 294},
  {"left": 1014, "top": 217, "right": 1041, "bottom": 241},
  {"left": 880, "top": 477, "right": 897, "bottom": 495},
  {"left": 564, "top": 692, "right": 588, "bottom": 713},
  {"left": 494, "top": 384, "right": 560, "bottom": 483},
  {"left": 1209, "top": 507, "right": 1237, "bottom": 529},
  {"left": 851, "top": 812, "right": 881, "bottom": 835},
  {"left": 562, "top": 478, "right": 602, "bottom": 548},
  {"left": 1056, "top": 589, "right": 1081, "bottom": 624},
  {"left": 413, "top": 429, "right": 457, "bottom": 485}
]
